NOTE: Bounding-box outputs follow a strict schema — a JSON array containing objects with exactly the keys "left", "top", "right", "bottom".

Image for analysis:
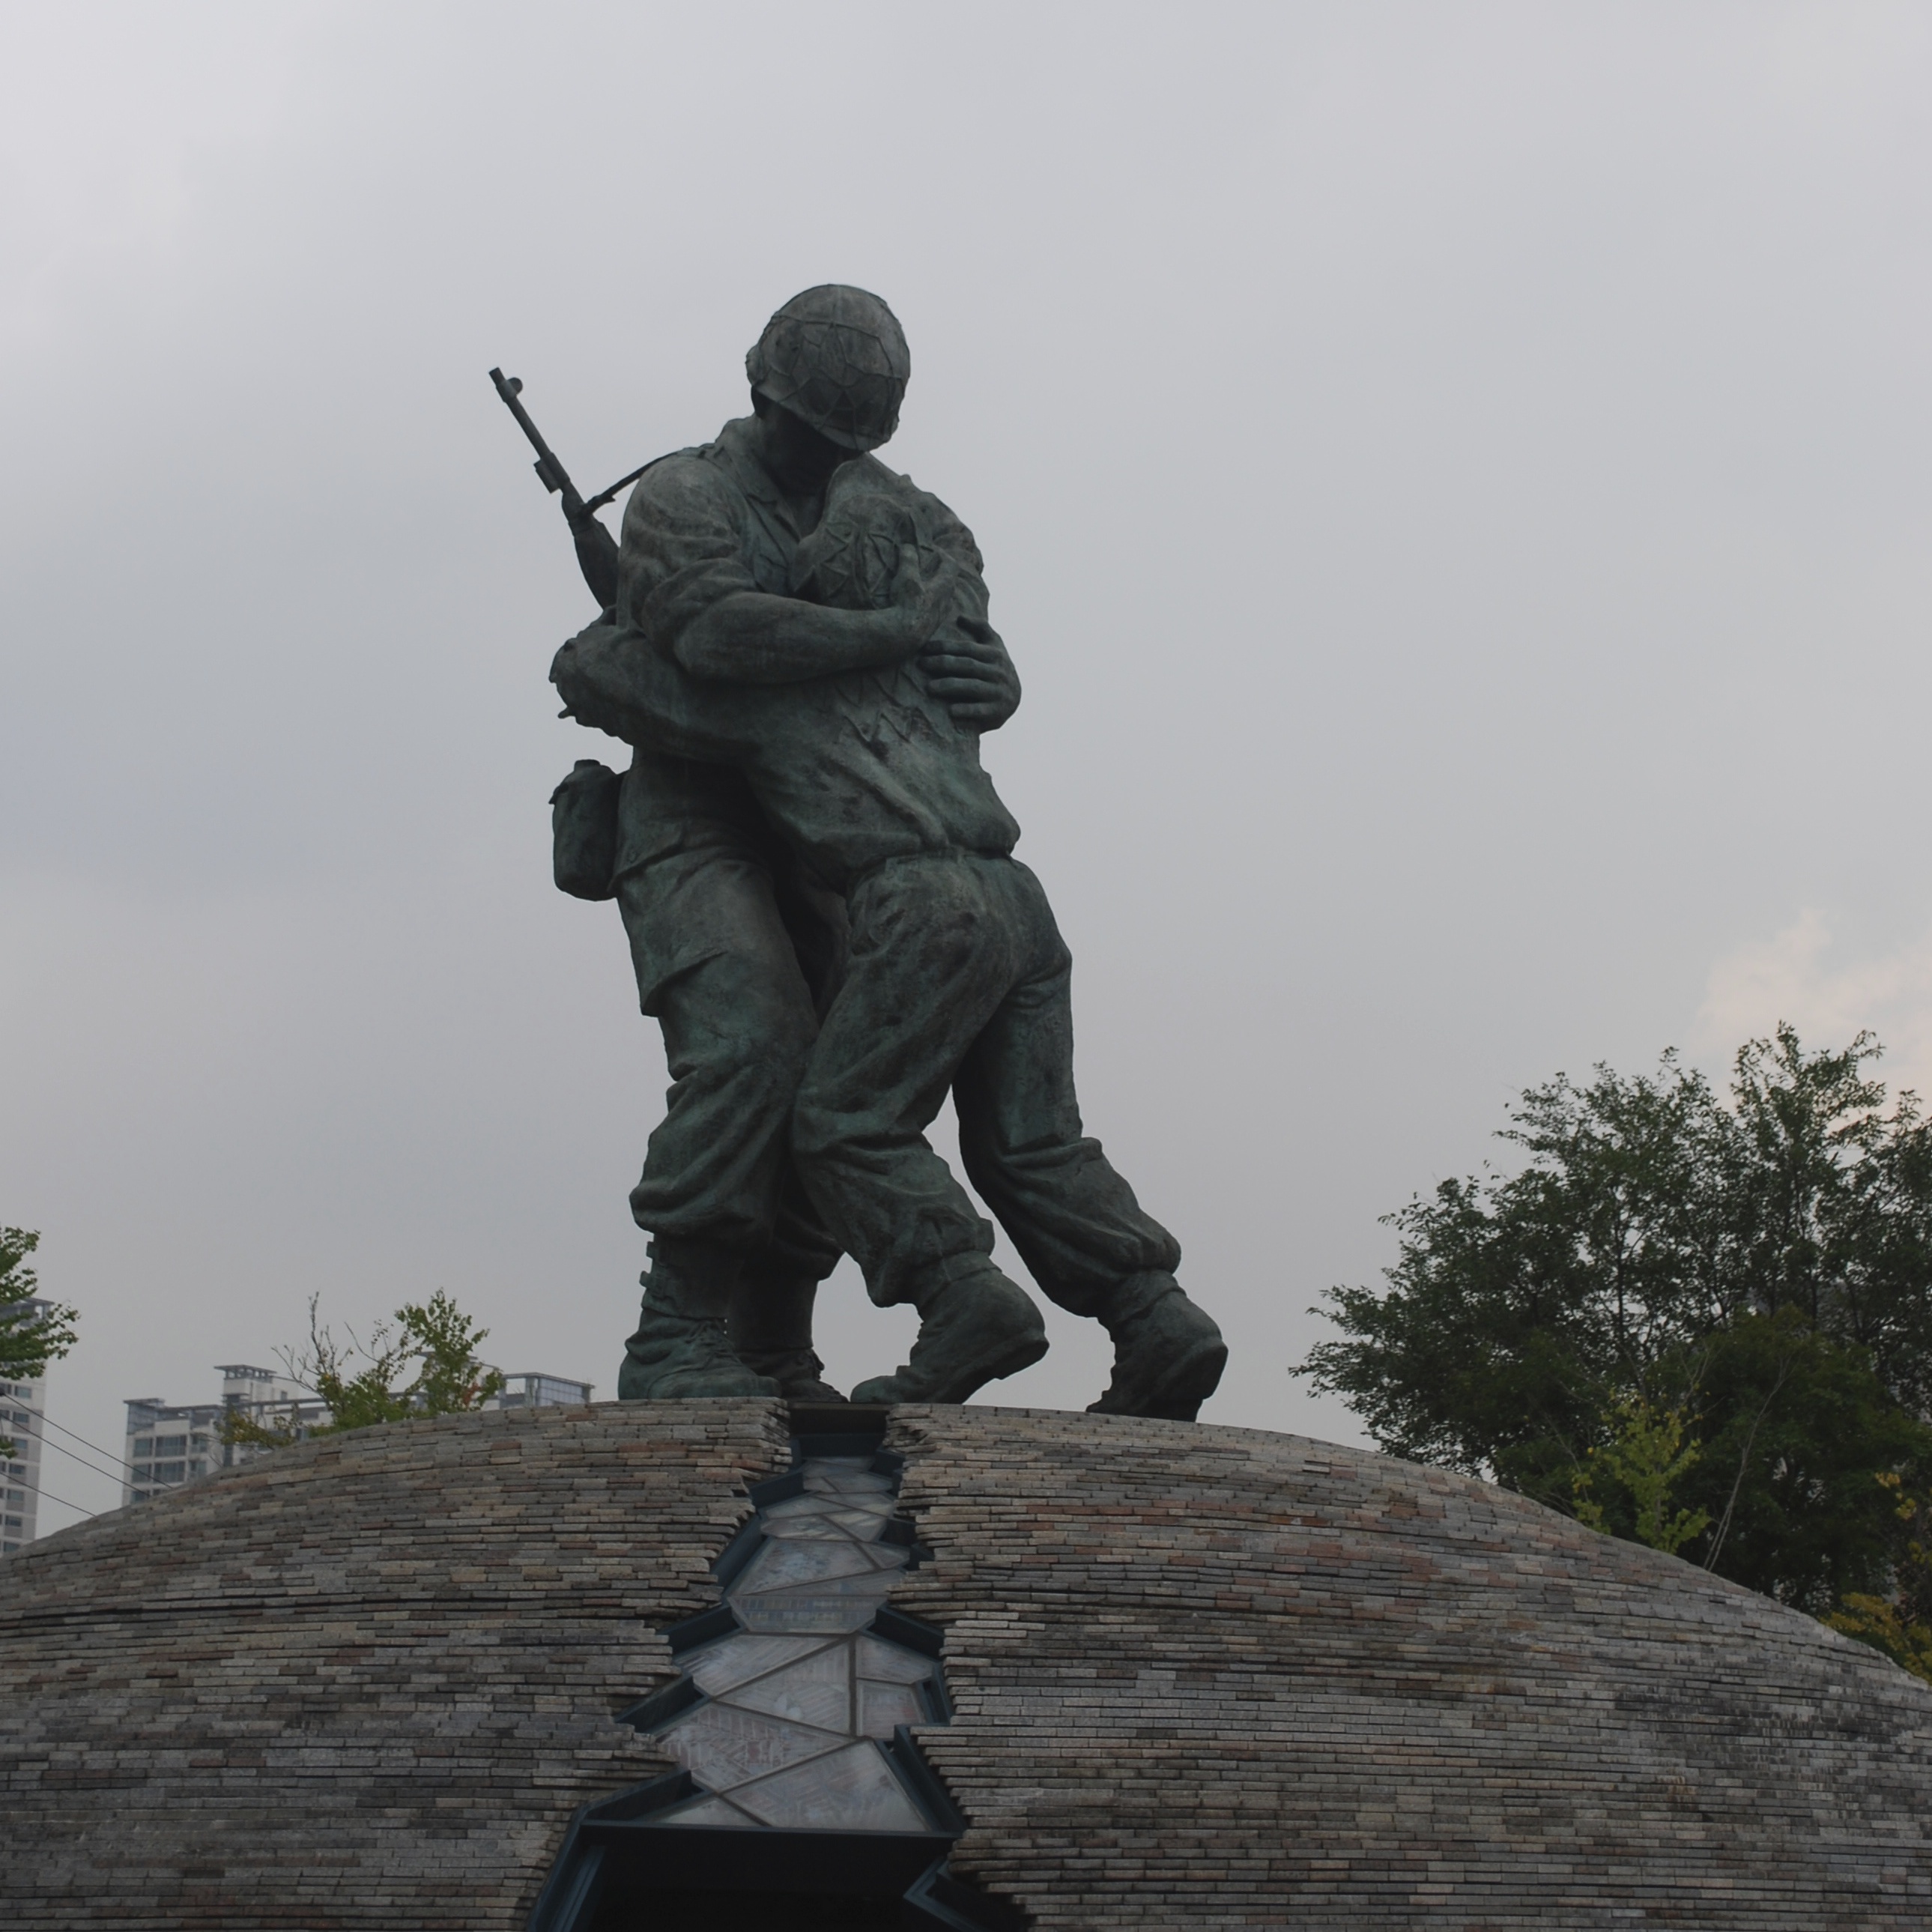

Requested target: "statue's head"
[
  {"left": 746, "top": 285, "right": 910, "bottom": 453},
  {"left": 793, "top": 470, "right": 923, "bottom": 611}
]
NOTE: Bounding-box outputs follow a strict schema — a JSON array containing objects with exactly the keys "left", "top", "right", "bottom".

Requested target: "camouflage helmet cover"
[{"left": 745, "top": 284, "right": 910, "bottom": 452}]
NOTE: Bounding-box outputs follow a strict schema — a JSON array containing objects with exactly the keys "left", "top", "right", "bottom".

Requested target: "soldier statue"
[{"left": 542, "top": 285, "right": 1226, "bottom": 1422}]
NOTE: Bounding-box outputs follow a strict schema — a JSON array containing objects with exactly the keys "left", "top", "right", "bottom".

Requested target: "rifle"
[{"left": 489, "top": 367, "right": 650, "bottom": 611}]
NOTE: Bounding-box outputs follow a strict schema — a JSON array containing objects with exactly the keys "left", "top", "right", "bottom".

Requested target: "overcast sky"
[{"left": 5, "top": 2, "right": 1931, "bottom": 1534}]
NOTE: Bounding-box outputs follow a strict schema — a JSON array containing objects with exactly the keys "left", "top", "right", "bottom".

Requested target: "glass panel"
[
  {"left": 856, "top": 1635, "right": 936, "bottom": 1684},
  {"left": 654, "top": 1794, "right": 762, "bottom": 1829},
  {"left": 733, "top": 1537, "right": 877, "bottom": 1594},
  {"left": 731, "top": 1581, "right": 894, "bottom": 1635},
  {"left": 658, "top": 1703, "right": 845, "bottom": 1793},
  {"left": 857, "top": 1679, "right": 923, "bottom": 1736},
  {"left": 760, "top": 1493, "right": 845, "bottom": 1521},
  {"left": 799, "top": 1457, "right": 875, "bottom": 1474},
  {"left": 804, "top": 1474, "right": 896, "bottom": 1500},
  {"left": 745, "top": 1569, "right": 899, "bottom": 1600},
  {"left": 686, "top": 1634, "right": 833, "bottom": 1700},
  {"left": 729, "top": 1741, "right": 929, "bottom": 1834},
  {"left": 720, "top": 1646, "right": 853, "bottom": 1732},
  {"left": 802, "top": 1462, "right": 896, "bottom": 1492},
  {"left": 824, "top": 1507, "right": 893, "bottom": 1541},
  {"left": 759, "top": 1513, "right": 861, "bottom": 1542}
]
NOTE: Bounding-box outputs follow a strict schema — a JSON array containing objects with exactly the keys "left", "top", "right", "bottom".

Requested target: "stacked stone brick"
[
  {"left": 0, "top": 1402, "right": 787, "bottom": 1928},
  {"left": 3, "top": 1399, "right": 1930, "bottom": 1928},
  {"left": 887, "top": 1406, "right": 1932, "bottom": 1928}
]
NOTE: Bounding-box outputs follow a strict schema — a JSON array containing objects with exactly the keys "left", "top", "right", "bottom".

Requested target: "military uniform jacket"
[{"left": 580, "top": 417, "right": 1020, "bottom": 894}]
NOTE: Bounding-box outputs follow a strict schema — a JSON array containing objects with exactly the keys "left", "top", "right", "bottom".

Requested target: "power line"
[
  {"left": 36, "top": 1411, "right": 138, "bottom": 1474},
  {"left": 34, "top": 1432, "right": 130, "bottom": 1490},
  {"left": 16, "top": 1482, "right": 100, "bottom": 1521}
]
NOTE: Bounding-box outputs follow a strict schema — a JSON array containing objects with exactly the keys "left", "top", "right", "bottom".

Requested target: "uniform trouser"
[
  {"left": 617, "top": 841, "right": 841, "bottom": 1287},
  {"left": 791, "top": 852, "right": 1181, "bottom": 1316}
]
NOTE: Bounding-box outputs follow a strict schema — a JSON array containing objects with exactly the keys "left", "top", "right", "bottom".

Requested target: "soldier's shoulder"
[
  {"left": 853, "top": 456, "right": 970, "bottom": 532},
  {"left": 623, "top": 436, "right": 740, "bottom": 524}
]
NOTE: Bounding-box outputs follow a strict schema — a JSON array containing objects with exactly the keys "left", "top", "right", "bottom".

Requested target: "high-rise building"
[
  {"left": 1, "top": 1312, "right": 50, "bottom": 1554},
  {"left": 121, "top": 1363, "right": 596, "bottom": 1506}
]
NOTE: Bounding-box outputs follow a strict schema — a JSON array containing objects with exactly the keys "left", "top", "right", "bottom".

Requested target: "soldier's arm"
[
  {"left": 674, "top": 572, "right": 942, "bottom": 685},
  {"left": 551, "top": 621, "right": 740, "bottom": 763},
  {"left": 624, "top": 458, "right": 945, "bottom": 686}
]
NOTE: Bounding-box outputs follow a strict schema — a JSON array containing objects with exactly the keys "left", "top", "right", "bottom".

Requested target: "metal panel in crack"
[
  {"left": 732, "top": 1536, "right": 878, "bottom": 1594},
  {"left": 655, "top": 1794, "right": 761, "bottom": 1829},
  {"left": 857, "top": 1678, "right": 924, "bottom": 1736},
  {"left": 761, "top": 1492, "right": 845, "bottom": 1520},
  {"left": 728, "top": 1739, "right": 930, "bottom": 1833},
  {"left": 733, "top": 1575, "right": 900, "bottom": 1634},
  {"left": 685, "top": 1633, "right": 834, "bottom": 1700},
  {"left": 856, "top": 1635, "right": 937, "bottom": 1685},
  {"left": 760, "top": 1512, "right": 861, "bottom": 1542},
  {"left": 719, "top": 1646, "right": 853, "bottom": 1732},
  {"left": 657, "top": 1701, "right": 845, "bottom": 1791}
]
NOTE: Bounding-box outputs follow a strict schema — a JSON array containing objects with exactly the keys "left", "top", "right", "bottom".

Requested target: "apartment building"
[
  {"left": 1, "top": 1357, "right": 46, "bottom": 1553},
  {"left": 122, "top": 1363, "right": 596, "bottom": 1505}
]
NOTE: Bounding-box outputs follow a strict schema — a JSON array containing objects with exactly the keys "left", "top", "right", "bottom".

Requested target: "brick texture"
[
  {"left": 888, "top": 1405, "right": 1932, "bottom": 1928},
  {"left": 3, "top": 1399, "right": 1929, "bottom": 1929}
]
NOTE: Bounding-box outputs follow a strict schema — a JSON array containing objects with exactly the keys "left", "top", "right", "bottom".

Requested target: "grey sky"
[{"left": 5, "top": 3, "right": 1931, "bottom": 1531}]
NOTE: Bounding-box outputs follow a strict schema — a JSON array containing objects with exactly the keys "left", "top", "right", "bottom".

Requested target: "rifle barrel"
[{"left": 488, "top": 367, "right": 587, "bottom": 518}]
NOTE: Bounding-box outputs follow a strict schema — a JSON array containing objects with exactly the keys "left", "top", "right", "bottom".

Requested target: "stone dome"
[{"left": 3, "top": 1399, "right": 1929, "bottom": 1928}]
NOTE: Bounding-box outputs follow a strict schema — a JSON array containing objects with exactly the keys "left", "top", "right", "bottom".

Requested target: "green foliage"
[
  {"left": 1825, "top": 1474, "right": 1932, "bottom": 1686},
  {"left": 1571, "top": 1393, "right": 1711, "bottom": 1555},
  {"left": 0, "top": 1227, "right": 79, "bottom": 1457},
  {"left": 222, "top": 1290, "right": 505, "bottom": 1449},
  {"left": 1300, "top": 1026, "right": 1932, "bottom": 1616}
]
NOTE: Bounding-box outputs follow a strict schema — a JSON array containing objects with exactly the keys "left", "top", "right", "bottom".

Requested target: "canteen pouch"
[{"left": 551, "top": 759, "right": 621, "bottom": 900}]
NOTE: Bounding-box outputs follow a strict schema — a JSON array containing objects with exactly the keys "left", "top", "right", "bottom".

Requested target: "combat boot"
[
  {"left": 1087, "top": 1270, "right": 1226, "bottom": 1421},
  {"left": 618, "top": 1237, "right": 780, "bottom": 1401},
  {"left": 729, "top": 1264, "right": 847, "bottom": 1402},
  {"left": 851, "top": 1269, "right": 1048, "bottom": 1406},
  {"left": 739, "top": 1346, "right": 846, "bottom": 1402}
]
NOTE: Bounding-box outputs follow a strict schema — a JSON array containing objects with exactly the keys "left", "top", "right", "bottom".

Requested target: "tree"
[
  {"left": 1570, "top": 1393, "right": 1710, "bottom": 1556},
  {"left": 1, "top": 1227, "right": 79, "bottom": 1459},
  {"left": 222, "top": 1289, "right": 505, "bottom": 1448},
  {"left": 1826, "top": 1474, "right": 1932, "bottom": 1686},
  {"left": 1299, "top": 1027, "right": 1932, "bottom": 1620}
]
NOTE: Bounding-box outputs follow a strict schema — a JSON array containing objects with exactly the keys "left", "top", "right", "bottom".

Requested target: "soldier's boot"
[
  {"left": 729, "top": 1265, "right": 847, "bottom": 1403},
  {"left": 1087, "top": 1270, "right": 1226, "bottom": 1422},
  {"left": 851, "top": 1268, "right": 1049, "bottom": 1407},
  {"left": 617, "top": 1236, "right": 781, "bottom": 1401}
]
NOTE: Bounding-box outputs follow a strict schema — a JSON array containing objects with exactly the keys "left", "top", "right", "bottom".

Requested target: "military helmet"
[{"left": 745, "top": 285, "right": 910, "bottom": 452}]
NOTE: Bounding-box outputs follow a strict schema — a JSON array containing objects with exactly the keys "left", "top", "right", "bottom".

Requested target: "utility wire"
[
  {"left": 36, "top": 1411, "right": 139, "bottom": 1473},
  {"left": 14, "top": 1481, "right": 100, "bottom": 1521},
  {"left": 34, "top": 1432, "right": 132, "bottom": 1490}
]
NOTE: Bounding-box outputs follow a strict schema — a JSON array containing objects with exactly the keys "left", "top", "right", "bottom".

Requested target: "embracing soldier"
[{"left": 552, "top": 285, "right": 1225, "bottom": 1423}]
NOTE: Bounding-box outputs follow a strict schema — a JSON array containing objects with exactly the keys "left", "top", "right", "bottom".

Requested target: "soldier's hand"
[{"left": 919, "top": 619, "right": 1021, "bottom": 730}]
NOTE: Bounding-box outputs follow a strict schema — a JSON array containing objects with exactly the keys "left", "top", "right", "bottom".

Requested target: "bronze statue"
[{"left": 536, "top": 286, "right": 1224, "bottom": 1421}]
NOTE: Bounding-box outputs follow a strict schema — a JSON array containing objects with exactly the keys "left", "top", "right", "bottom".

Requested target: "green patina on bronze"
[{"left": 521, "top": 285, "right": 1223, "bottom": 1419}]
